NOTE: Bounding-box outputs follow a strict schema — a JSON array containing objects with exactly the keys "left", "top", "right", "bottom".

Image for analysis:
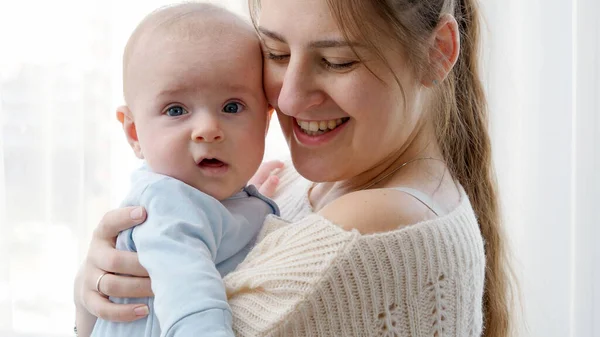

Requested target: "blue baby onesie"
[{"left": 91, "top": 166, "right": 279, "bottom": 337}]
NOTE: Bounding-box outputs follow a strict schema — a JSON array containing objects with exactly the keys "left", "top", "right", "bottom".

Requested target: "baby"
[{"left": 91, "top": 3, "right": 278, "bottom": 337}]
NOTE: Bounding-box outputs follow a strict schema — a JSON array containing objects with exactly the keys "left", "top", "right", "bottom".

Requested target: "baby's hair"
[{"left": 123, "top": 2, "right": 255, "bottom": 102}]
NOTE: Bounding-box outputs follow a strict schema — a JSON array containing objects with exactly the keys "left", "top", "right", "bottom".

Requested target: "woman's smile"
[
  {"left": 292, "top": 116, "right": 350, "bottom": 147},
  {"left": 295, "top": 117, "right": 349, "bottom": 135}
]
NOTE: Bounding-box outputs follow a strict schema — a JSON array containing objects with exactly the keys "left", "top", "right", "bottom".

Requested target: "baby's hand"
[{"left": 249, "top": 160, "right": 284, "bottom": 198}]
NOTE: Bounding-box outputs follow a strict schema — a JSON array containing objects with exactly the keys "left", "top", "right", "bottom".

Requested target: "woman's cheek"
[{"left": 275, "top": 110, "right": 293, "bottom": 139}]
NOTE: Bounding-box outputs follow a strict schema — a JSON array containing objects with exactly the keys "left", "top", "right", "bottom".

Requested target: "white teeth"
[
  {"left": 327, "top": 120, "right": 336, "bottom": 129},
  {"left": 297, "top": 117, "right": 348, "bottom": 134}
]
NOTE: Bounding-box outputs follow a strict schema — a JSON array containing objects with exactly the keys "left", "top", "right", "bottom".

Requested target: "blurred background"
[{"left": 0, "top": 0, "right": 598, "bottom": 336}]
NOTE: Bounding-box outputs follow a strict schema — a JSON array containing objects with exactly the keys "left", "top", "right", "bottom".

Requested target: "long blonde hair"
[{"left": 249, "top": 0, "right": 513, "bottom": 335}]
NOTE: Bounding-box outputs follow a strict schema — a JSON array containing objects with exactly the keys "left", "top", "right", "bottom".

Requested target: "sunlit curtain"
[
  {"left": 483, "top": 0, "right": 600, "bottom": 335},
  {"left": 0, "top": 0, "right": 598, "bottom": 336}
]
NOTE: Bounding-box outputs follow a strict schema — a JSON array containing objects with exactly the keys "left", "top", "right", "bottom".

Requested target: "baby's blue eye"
[
  {"left": 223, "top": 102, "right": 244, "bottom": 114},
  {"left": 166, "top": 106, "right": 188, "bottom": 117}
]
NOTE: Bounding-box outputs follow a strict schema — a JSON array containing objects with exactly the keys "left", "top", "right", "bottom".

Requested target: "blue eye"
[
  {"left": 166, "top": 106, "right": 188, "bottom": 117},
  {"left": 223, "top": 102, "right": 244, "bottom": 114}
]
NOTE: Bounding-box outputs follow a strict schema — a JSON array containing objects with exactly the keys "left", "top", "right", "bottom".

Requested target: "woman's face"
[{"left": 258, "top": 0, "right": 426, "bottom": 182}]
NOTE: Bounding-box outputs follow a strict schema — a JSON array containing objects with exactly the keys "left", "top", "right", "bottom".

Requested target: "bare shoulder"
[{"left": 317, "top": 189, "right": 435, "bottom": 234}]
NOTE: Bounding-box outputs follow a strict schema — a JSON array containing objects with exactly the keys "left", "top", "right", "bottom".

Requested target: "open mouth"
[
  {"left": 198, "top": 158, "right": 226, "bottom": 168},
  {"left": 296, "top": 117, "right": 350, "bottom": 136},
  {"left": 196, "top": 157, "right": 229, "bottom": 176}
]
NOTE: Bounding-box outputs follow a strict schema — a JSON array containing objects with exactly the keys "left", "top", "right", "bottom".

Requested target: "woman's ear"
[
  {"left": 424, "top": 14, "right": 460, "bottom": 87},
  {"left": 116, "top": 105, "right": 144, "bottom": 159}
]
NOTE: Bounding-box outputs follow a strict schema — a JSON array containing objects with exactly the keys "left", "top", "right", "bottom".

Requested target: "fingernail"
[
  {"left": 134, "top": 305, "right": 149, "bottom": 316},
  {"left": 130, "top": 208, "right": 143, "bottom": 220}
]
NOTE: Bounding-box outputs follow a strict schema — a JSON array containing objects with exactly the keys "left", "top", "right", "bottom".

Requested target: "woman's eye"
[
  {"left": 323, "top": 59, "right": 358, "bottom": 71},
  {"left": 265, "top": 51, "right": 290, "bottom": 62},
  {"left": 165, "top": 106, "right": 188, "bottom": 117},
  {"left": 222, "top": 102, "right": 244, "bottom": 114}
]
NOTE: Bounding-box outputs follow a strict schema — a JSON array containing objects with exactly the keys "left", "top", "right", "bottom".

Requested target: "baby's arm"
[{"left": 131, "top": 178, "right": 245, "bottom": 337}]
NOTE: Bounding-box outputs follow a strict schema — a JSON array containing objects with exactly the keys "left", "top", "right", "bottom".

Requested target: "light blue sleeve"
[{"left": 131, "top": 177, "right": 244, "bottom": 337}]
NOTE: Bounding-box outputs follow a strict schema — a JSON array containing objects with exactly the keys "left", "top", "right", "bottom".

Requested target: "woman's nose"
[{"left": 276, "top": 59, "right": 326, "bottom": 117}]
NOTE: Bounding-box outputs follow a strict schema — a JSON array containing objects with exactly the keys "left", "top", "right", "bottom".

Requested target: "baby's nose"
[{"left": 191, "top": 120, "right": 224, "bottom": 143}]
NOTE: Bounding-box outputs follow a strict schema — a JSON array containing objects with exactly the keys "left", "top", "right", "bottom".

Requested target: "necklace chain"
[{"left": 361, "top": 157, "right": 445, "bottom": 190}]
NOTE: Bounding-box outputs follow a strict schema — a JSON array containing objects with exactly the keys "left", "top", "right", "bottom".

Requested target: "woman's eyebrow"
[
  {"left": 258, "top": 26, "right": 362, "bottom": 49},
  {"left": 258, "top": 27, "right": 286, "bottom": 43},
  {"left": 309, "top": 40, "right": 362, "bottom": 49}
]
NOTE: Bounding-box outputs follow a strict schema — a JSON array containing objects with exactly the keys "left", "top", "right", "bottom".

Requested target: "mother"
[{"left": 75, "top": 0, "right": 511, "bottom": 335}]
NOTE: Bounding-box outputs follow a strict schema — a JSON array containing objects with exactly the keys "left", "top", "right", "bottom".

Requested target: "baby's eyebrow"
[
  {"left": 156, "top": 83, "right": 255, "bottom": 99},
  {"left": 156, "top": 87, "right": 186, "bottom": 98}
]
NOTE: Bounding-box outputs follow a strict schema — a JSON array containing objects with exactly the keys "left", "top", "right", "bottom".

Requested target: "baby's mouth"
[{"left": 198, "top": 158, "right": 226, "bottom": 168}]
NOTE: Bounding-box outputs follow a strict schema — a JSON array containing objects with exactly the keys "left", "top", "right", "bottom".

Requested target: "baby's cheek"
[
  {"left": 238, "top": 131, "right": 266, "bottom": 180},
  {"left": 143, "top": 133, "right": 183, "bottom": 168}
]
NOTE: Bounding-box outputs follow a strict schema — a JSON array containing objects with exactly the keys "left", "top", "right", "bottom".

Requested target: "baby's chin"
[{"left": 190, "top": 180, "right": 246, "bottom": 201}]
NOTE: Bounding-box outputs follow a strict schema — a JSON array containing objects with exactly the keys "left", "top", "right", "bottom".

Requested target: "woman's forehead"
[
  {"left": 256, "top": 0, "right": 393, "bottom": 52},
  {"left": 257, "top": 0, "right": 343, "bottom": 40}
]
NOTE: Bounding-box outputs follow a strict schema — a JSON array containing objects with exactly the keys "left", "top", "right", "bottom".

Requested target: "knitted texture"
[{"left": 225, "top": 164, "right": 485, "bottom": 336}]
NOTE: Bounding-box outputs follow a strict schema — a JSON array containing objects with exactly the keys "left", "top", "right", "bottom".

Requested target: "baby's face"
[{"left": 126, "top": 27, "right": 268, "bottom": 200}]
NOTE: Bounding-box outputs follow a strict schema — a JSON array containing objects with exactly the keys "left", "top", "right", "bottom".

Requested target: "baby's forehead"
[
  {"left": 134, "top": 4, "right": 256, "bottom": 46},
  {"left": 124, "top": 3, "right": 261, "bottom": 101},
  {"left": 128, "top": 16, "right": 259, "bottom": 71}
]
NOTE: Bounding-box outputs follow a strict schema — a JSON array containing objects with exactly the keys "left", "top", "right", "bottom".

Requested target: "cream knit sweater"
[{"left": 224, "top": 164, "right": 486, "bottom": 337}]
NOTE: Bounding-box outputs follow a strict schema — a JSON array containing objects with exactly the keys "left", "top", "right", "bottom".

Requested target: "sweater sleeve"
[{"left": 131, "top": 178, "right": 246, "bottom": 337}]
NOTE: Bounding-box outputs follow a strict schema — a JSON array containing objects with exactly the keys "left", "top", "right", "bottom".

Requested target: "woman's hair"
[{"left": 248, "top": 0, "right": 513, "bottom": 335}]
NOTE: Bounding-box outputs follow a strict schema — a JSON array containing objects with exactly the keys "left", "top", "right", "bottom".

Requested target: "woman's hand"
[
  {"left": 74, "top": 206, "right": 153, "bottom": 335},
  {"left": 248, "top": 160, "right": 284, "bottom": 198}
]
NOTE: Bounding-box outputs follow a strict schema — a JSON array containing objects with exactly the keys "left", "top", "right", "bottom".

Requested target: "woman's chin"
[{"left": 291, "top": 151, "right": 343, "bottom": 183}]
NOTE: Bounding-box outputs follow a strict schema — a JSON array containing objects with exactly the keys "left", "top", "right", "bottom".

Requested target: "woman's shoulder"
[
  {"left": 317, "top": 188, "right": 434, "bottom": 234},
  {"left": 263, "top": 185, "right": 480, "bottom": 248},
  {"left": 317, "top": 186, "right": 462, "bottom": 234}
]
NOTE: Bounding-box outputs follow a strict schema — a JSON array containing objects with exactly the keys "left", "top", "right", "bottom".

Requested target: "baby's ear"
[
  {"left": 116, "top": 105, "right": 144, "bottom": 159},
  {"left": 267, "top": 105, "right": 275, "bottom": 118},
  {"left": 265, "top": 105, "right": 275, "bottom": 135}
]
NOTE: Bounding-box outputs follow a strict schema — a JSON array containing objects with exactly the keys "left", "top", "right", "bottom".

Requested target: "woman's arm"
[{"left": 73, "top": 206, "right": 152, "bottom": 337}]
